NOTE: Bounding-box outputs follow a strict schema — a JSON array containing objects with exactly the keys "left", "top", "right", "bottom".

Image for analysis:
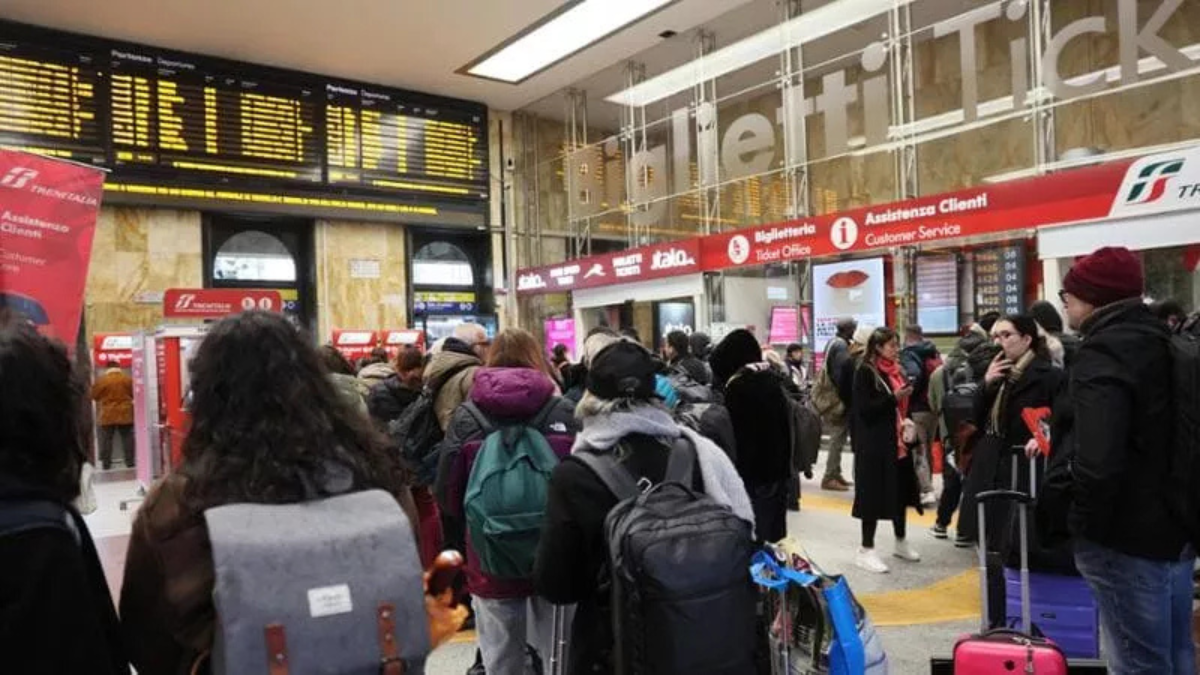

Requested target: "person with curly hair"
[
  {"left": 118, "top": 312, "right": 449, "bottom": 675},
  {"left": 0, "top": 316, "right": 129, "bottom": 674}
]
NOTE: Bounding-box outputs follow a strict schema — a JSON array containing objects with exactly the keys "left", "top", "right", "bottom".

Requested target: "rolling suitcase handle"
[
  {"left": 976, "top": 489, "right": 1034, "bottom": 635},
  {"left": 1008, "top": 445, "right": 1041, "bottom": 499}
]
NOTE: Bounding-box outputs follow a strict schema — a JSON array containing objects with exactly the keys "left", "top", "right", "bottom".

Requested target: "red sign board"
[
  {"left": 378, "top": 329, "right": 425, "bottom": 358},
  {"left": 700, "top": 159, "right": 1132, "bottom": 270},
  {"left": 0, "top": 150, "right": 106, "bottom": 345},
  {"left": 332, "top": 329, "right": 379, "bottom": 361},
  {"left": 93, "top": 332, "right": 134, "bottom": 368},
  {"left": 162, "top": 288, "right": 283, "bottom": 319},
  {"left": 516, "top": 239, "right": 702, "bottom": 296}
]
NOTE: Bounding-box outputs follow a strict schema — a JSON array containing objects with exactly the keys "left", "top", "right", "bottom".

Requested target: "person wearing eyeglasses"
[
  {"left": 1043, "top": 247, "right": 1194, "bottom": 674},
  {"left": 959, "top": 314, "right": 1064, "bottom": 626}
]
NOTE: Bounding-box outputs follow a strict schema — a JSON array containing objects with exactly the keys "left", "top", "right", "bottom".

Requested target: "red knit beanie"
[{"left": 1062, "top": 247, "right": 1144, "bottom": 307}]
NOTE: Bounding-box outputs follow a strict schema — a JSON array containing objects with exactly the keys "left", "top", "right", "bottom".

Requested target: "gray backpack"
[{"left": 204, "top": 489, "right": 430, "bottom": 675}]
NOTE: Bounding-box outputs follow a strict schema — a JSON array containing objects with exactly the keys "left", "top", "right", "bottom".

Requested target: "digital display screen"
[
  {"left": 915, "top": 254, "right": 959, "bottom": 334},
  {"left": 0, "top": 21, "right": 488, "bottom": 214},
  {"left": 974, "top": 244, "right": 1026, "bottom": 318}
]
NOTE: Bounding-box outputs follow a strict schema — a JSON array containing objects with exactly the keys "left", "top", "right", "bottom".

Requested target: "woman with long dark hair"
[
  {"left": 119, "top": 312, "right": 427, "bottom": 675},
  {"left": 0, "top": 317, "right": 129, "bottom": 674},
  {"left": 851, "top": 327, "right": 923, "bottom": 574}
]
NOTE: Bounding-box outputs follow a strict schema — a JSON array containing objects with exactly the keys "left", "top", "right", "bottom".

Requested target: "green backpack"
[{"left": 462, "top": 400, "right": 560, "bottom": 579}]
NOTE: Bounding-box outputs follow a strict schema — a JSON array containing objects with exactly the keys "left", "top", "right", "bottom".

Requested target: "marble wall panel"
[
  {"left": 84, "top": 207, "right": 203, "bottom": 340},
  {"left": 315, "top": 220, "right": 408, "bottom": 341}
]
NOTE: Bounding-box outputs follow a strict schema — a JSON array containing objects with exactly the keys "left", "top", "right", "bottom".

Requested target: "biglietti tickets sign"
[
  {"left": 517, "top": 145, "right": 1200, "bottom": 293},
  {"left": 516, "top": 239, "right": 701, "bottom": 296}
]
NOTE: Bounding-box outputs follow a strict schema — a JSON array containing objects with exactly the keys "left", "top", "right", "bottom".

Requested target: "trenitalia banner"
[
  {"left": 0, "top": 150, "right": 105, "bottom": 345},
  {"left": 93, "top": 332, "right": 134, "bottom": 368},
  {"left": 516, "top": 146, "right": 1200, "bottom": 295},
  {"left": 162, "top": 288, "right": 283, "bottom": 319}
]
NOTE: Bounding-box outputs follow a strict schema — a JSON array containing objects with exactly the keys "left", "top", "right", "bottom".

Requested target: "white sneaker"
[
  {"left": 920, "top": 491, "right": 938, "bottom": 507},
  {"left": 894, "top": 538, "right": 922, "bottom": 562},
  {"left": 855, "top": 548, "right": 890, "bottom": 573}
]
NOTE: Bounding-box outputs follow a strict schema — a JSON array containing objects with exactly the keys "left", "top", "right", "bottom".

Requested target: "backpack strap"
[
  {"left": 574, "top": 451, "right": 642, "bottom": 501},
  {"left": 529, "top": 397, "right": 561, "bottom": 430},
  {"left": 460, "top": 401, "right": 496, "bottom": 436},
  {"left": 664, "top": 436, "right": 696, "bottom": 487},
  {"left": 0, "top": 499, "right": 79, "bottom": 546}
]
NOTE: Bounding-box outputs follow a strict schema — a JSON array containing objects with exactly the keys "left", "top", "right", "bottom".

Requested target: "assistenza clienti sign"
[{"left": 570, "top": 0, "right": 1198, "bottom": 227}]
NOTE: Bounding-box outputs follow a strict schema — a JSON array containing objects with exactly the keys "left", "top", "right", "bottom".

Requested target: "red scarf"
[{"left": 874, "top": 356, "right": 909, "bottom": 458}]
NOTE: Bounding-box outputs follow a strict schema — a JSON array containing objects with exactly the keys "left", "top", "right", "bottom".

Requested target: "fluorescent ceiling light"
[
  {"left": 607, "top": 0, "right": 913, "bottom": 107},
  {"left": 463, "top": 0, "right": 676, "bottom": 84}
]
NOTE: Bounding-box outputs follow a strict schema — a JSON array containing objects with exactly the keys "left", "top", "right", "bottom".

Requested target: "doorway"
[{"left": 203, "top": 214, "right": 315, "bottom": 331}]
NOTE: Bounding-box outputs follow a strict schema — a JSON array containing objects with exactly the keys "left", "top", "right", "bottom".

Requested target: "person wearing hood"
[
  {"left": 357, "top": 347, "right": 396, "bottom": 395},
  {"left": 663, "top": 329, "right": 712, "bottom": 385},
  {"left": 366, "top": 346, "right": 425, "bottom": 430},
  {"left": 533, "top": 334, "right": 754, "bottom": 673},
  {"left": 318, "top": 345, "right": 369, "bottom": 418},
  {"left": 689, "top": 331, "right": 713, "bottom": 362},
  {"left": 1043, "top": 247, "right": 1193, "bottom": 674},
  {"left": 0, "top": 318, "right": 130, "bottom": 675},
  {"left": 425, "top": 323, "right": 489, "bottom": 432},
  {"left": 899, "top": 325, "right": 940, "bottom": 505},
  {"left": 710, "top": 329, "right": 794, "bottom": 543},
  {"left": 851, "top": 327, "right": 924, "bottom": 574},
  {"left": 435, "top": 329, "right": 577, "bottom": 674}
]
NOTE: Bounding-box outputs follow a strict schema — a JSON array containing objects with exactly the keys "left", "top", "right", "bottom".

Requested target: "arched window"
[
  {"left": 213, "top": 230, "right": 297, "bottom": 282},
  {"left": 412, "top": 242, "right": 474, "bottom": 287}
]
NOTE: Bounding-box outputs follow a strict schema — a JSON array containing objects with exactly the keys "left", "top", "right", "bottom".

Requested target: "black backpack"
[
  {"left": 387, "top": 362, "right": 474, "bottom": 486},
  {"left": 575, "top": 439, "right": 757, "bottom": 674}
]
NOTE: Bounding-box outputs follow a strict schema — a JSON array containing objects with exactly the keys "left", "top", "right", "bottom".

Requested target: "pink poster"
[
  {"left": 768, "top": 306, "right": 800, "bottom": 345},
  {"left": 544, "top": 318, "right": 576, "bottom": 361}
]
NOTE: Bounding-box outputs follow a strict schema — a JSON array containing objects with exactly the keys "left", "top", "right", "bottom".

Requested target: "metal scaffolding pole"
[
  {"left": 693, "top": 30, "right": 720, "bottom": 236},
  {"left": 564, "top": 88, "right": 593, "bottom": 256},
  {"left": 620, "top": 61, "right": 647, "bottom": 245},
  {"left": 1031, "top": 0, "right": 1057, "bottom": 171},
  {"left": 779, "top": 0, "right": 809, "bottom": 220},
  {"left": 890, "top": 1, "right": 918, "bottom": 201}
]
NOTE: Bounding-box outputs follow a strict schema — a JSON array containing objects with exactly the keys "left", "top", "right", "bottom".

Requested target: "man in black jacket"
[
  {"left": 1051, "top": 246, "right": 1194, "bottom": 674},
  {"left": 663, "top": 329, "right": 712, "bottom": 385},
  {"left": 900, "top": 324, "right": 939, "bottom": 505},
  {"left": 820, "top": 318, "right": 858, "bottom": 491}
]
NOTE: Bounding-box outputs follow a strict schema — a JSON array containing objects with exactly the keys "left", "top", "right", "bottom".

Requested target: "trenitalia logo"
[
  {"left": 0, "top": 166, "right": 100, "bottom": 206},
  {"left": 174, "top": 294, "right": 197, "bottom": 310},
  {"left": 1125, "top": 159, "right": 1184, "bottom": 205},
  {"left": 0, "top": 168, "right": 37, "bottom": 189}
]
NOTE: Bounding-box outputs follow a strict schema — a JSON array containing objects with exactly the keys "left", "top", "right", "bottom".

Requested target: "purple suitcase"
[{"left": 1001, "top": 451, "right": 1101, "bottom": 659}]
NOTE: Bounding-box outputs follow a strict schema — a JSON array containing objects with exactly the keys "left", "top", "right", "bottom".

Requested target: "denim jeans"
[
  {"left": 1074, "top": 539, "right": 1196, "bottom": 675},
  {"left": 475, "top": 596, "right": 570, "bottom": 674}
]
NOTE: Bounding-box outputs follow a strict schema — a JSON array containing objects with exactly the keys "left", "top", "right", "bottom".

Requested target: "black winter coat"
[
  {"left": 0, "top": 475, "right": 129, "bottom": 675},
  {"left": 901, "top": 340, "right": 940, "bottom": 412},
  {"left": 1047, "top": 300, "right": 1187, "bottom": 561},
  {"left": 534, "top": 435, "right": 706, "bottom": 675},
  {"left": 850, "top": 362, "right": 921, "bottom": 521},
  {"left": 973, "top": 356, "right": 1064, "bottom": 456},
  {"left": 365, "top": 375, "right": 420, "bottom": 429},
  {"left": 723, "top": 368, "right": 793, "bottom": 485}
]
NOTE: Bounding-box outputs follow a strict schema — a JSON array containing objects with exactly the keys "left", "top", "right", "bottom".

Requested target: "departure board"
[
  {"left": 326, "top": 84, "right": 487, "bottom": 198},
  {"left": 0, "top": 40, "right": 103, "bottom": 164},
  {"left": 109, "top": 48, "right": 321, "bottom": 182},
  {"left": 974, "top": 244, "right": 1026, "bottom": 317},
  {"left": 0, "top": 21, "right": 489, "bottom": 210}
]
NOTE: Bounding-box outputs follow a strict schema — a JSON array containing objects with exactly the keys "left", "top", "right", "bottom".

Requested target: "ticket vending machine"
[{"left": 125, "top": 289, "right": 283, "bottom": 506}]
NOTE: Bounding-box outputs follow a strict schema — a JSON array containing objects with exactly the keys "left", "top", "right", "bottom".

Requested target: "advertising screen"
[
  {"left": 655, "top": 301, "right": 695, "bottom": 342},
  {"left": 768, "top": 306, "right": 800, "bottom": 345},
  {"left": 544, "top": 318, "right": 576, "bottom": 361},
  {"left": 915, "top": 255, "right": 960, "bottom": 334},
  {"left": 812, "top": 258, "right": 886, "bottom": 353}
]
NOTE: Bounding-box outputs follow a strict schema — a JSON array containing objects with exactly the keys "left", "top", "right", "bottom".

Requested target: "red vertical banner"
[{"left": 0, "top": 150, "right": 105, "bottom": 346}]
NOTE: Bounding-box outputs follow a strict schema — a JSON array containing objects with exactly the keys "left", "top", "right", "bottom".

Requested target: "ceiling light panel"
[
  {"left": 465, "top": 0, "right": 676, "bottom": 84},
  {"left": 607, "top": 0, "right": 914, "bottom": 107}
]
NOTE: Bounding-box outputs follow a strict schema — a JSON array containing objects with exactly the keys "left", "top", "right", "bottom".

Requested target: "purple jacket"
[{"left": 435, "top": 367, "right": 578, "bottom": 598}]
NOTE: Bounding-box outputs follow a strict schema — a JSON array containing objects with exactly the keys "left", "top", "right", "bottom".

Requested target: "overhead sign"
[
  {"left": 516, "top": 239, "right": 701, "bottom": 296},
  {"left": 1109, "top": 144, "right": 1200, "bottom": 217},
  {"left": 162, "top": 288, "right": 283, "bottom": 319},
  {"left": 0, "top": 149, "right": 105, "bottom": 345},
  {"left": 93, "top": 332, "right": 134, "bottom": 368},
  {"left": 378, "top": 329, "right": 425, "bottom": 359},
  {"left": 414, "top": 290, "right": 477, "bottom": 314}
]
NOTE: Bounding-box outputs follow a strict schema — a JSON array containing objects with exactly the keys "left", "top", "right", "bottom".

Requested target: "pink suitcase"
[{"left": 951, "top": 488, "right": 1069, "bottom": 674}]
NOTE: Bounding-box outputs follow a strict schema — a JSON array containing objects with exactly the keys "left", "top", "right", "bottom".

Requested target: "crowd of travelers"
[{"left": 1, "top": 245, "right": 1198, "bottom": 674}]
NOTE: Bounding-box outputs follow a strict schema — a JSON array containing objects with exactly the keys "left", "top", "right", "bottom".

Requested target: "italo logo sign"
[
  {"left": 650, "top": 248, "right": 696, "bottom": 270},
  {"left": 1124, "top": 159, "right": 1184, "bottom": 205},
  {"left": 0, "top": 166, "right": 99, "bottom": 206},
  {"left": 517, "top": 272, "right": 547, "bottom": 291}
]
